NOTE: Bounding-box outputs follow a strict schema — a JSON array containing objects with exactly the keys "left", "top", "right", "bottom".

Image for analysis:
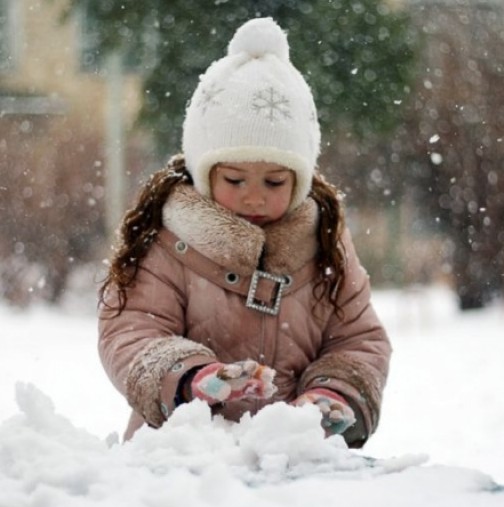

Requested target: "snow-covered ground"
[{"left": 1, "top": 284, "right": 503, "bottom": 506}]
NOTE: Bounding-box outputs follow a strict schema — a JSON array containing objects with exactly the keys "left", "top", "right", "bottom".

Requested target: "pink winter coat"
[{"left": 99, "top": 184, "right": 391, "bottom": 446}]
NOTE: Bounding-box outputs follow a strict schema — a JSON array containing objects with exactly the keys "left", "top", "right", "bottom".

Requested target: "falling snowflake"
[
  {"left": 251, "top": 87, "right": 291, "bottom": 121},
  {"left": 197, "top": 83, "right": 224, "bottom": 114}
]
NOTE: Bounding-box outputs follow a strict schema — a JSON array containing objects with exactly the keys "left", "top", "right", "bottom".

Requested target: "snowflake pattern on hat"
[
  {"left": 197, "top": 83, "right": 225, "bottom": 114},
  {"left": 251, "top": 87, "right": 292, "bottom": 121}
]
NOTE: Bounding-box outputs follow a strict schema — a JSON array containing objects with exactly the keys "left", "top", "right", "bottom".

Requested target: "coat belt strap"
[{"left": 156, "top": 229, "right": 317, "bottom": 311}]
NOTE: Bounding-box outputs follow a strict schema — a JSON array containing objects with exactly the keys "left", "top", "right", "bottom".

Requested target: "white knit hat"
[{"left": 182, "top": 17, "right": 321, "bottom": 211}]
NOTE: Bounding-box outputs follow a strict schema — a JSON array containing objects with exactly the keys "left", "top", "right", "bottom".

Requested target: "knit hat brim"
[{"left": 195, "top": 146, "right": 312, "bottom": 212}]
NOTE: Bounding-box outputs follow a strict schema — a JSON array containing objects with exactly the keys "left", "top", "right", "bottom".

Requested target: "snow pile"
[{"left": 0, "top": 383, "right": 502, "bottom": 507}]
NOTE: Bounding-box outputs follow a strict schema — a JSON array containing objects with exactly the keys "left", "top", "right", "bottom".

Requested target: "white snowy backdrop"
[{"left": 1, "top": 284, "right": 503, "bottom": 506}]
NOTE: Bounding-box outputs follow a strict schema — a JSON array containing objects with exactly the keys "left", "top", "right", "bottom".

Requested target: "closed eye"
[
  {"left": 224, "top": 177, "right": 244, "bottom": 186},
  {"left": 266, "top": 180, "right": 287, "bottom": 188}
]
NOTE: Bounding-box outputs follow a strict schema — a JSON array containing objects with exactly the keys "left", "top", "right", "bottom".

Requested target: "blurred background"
[{"left": 1, "top": 0, "right": 503, "bottom": 311}]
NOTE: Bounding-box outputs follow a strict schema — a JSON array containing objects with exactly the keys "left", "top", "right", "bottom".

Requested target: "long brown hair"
[
  {"left": 309, "top": 171, "right": 346, "bottom": 313},
  {"left": 99, "top": 155, "right": 346, "bottom": 314}
]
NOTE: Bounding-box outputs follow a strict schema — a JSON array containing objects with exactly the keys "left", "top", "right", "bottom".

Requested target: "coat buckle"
[{"left": 246, "top": 270, "right": 286, "bottom": 316}]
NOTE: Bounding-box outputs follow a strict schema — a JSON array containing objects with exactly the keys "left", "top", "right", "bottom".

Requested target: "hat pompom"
[{"left": 228, "top": 17, "right": 289, "bottom": 61}]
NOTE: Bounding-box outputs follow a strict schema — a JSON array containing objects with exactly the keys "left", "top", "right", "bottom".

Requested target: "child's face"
[{"left": 210, "top": 162, "right": 295, "bottom": 226}]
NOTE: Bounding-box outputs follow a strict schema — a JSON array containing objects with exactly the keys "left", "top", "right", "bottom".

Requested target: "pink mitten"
[
  {"left": 191, "top": 360, "right": 277, "bottom": 404},
  {"left": 293, "top": 388, "right": 356, "bottom": 435}
]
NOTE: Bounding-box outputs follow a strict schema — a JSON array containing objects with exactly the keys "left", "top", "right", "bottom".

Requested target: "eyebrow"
[{"left": 218, "top": 164, "right": 289, "bottom": 174}]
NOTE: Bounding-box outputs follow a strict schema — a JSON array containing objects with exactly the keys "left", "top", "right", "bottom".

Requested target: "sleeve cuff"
[{"left": 126, "top": 336, "right": 216, "bottom": 427}]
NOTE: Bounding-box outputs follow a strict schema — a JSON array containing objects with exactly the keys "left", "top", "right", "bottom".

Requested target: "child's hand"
[
  {"left": 293, "top": 388, "right": 356, "bottom": 435},
  {"left": 190, "top": 360, "right": 277, "bottom": 404}
]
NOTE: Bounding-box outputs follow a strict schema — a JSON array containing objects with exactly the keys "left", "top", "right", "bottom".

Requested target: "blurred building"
[
  {"left": 0, "top": 0, "right": 142, "bottom": 132},
  {"left": 0, "top": 0, "right": 146, "bottom": 305}
]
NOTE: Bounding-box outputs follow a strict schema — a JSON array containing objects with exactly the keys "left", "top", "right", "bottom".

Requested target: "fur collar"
[{"left": 162, "top": 185, "right": 319, "bottom": 275}]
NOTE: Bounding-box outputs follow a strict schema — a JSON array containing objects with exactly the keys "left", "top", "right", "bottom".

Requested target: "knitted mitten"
[
  {"left": 293, "top": 388, "right": 356, "bottom": 435},
  {"left": 191, "top": 360, "right": 277, "bottom": 404}
]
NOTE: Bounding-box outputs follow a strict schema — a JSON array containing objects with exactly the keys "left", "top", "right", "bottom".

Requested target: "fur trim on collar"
[{"left": 162, "top": 185, "right": 318, "bottom": 275}]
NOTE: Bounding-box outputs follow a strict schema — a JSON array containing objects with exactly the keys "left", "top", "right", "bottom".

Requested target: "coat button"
[
  {"left": 171, "top": 362, "right": 184, "bottom": 372},
  {"left": 175, "top": 241, "right": 188, "bottom": 254},
  {"left": 225, "top": 272, "right": 240, "bottom": 284}
]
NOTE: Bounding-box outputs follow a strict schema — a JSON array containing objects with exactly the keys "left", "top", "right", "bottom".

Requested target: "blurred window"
[{"left": 0, "top": 0, "right": 18, "bottom": 73}]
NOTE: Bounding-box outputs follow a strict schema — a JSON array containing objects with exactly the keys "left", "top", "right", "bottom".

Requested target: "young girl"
[{"left": 99, "top": 17, "right": 391, "bottom": 448}]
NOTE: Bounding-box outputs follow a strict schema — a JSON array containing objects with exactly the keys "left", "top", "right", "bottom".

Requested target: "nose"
[{"left": 243, "top": 186, "right": 266, "bottom": 208}]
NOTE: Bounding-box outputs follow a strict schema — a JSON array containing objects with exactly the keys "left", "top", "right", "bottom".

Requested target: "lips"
[{"left": 240, "top": 215, "right": 267, "bottom": 225}]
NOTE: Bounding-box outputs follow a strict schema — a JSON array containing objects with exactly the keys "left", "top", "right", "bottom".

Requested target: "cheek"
[
  {"left": 213, "top": 184, "right": 237, "bottom": 210},
  {"left": 280, "top": 181, "right": 295, "bottom": 208},
  {"left": 270, "top": 187, "right": 293, "bottom": 216}
]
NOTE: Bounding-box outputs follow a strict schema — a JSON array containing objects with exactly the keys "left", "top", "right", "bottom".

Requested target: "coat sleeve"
[
  {"left": 98, "top": 238, "right": 216, "bottom": 428},
  {"left": 298, "top": 228, "right": 392, "bottom": 447}
]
